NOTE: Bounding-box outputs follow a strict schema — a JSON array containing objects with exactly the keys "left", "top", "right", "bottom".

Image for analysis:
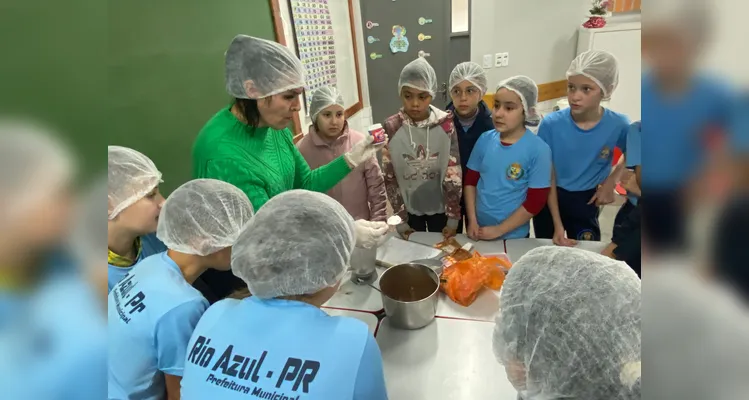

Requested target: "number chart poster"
[{"left": 289, "top": 0, "right": 338, "bottom": 112}]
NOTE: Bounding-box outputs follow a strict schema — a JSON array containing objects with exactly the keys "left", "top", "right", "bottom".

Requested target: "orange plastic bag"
[{"left": 439, "top": 254, "right": 512, "bottom": 307}]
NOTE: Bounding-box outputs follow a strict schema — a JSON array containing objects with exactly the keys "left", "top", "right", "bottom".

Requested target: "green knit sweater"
[{"left": 192, "top": 106, "right": 352, "bottom": 210}]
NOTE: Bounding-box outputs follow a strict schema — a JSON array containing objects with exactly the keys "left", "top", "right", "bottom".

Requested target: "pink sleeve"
[
  {"left": 364, "top": 158, "right": 388, "bottom": 222},
  {"left": 441, "top": 118, "right": 463, "bottom": 221}
]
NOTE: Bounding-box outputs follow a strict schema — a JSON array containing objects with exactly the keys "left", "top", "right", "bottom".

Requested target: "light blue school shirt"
[
  {"left": 108, "top": 252, "right": 209, "bottom": 400},
  {"left": 730, "top": 92, "right": 749, "bottom": 152},
  {"left": 467, "top": 129, "right": 552, "bottom": 239},
  {"left": 538, "top": 108, "right": 630, "bottom": 191},
  {"left": 108, "top": 233, "right": 167, "bottom": 292},
  {"left": 625, "top": 121, "right": 641, "bottom": 206},
  {"left": 641, "top": 73, "right": 733, "bottom": 190},
  {"left": 180, "top": 297, "right": 388, "bottom": 400},
  {"left": 0, "top": 276, "right": 107, "bottom": 400}
]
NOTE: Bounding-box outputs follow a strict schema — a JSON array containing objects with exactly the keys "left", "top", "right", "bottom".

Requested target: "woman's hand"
[
  {"left": 344, "top": 135, "right": 387, "bottom": 168},
  {"left": 553, "top": 228, "right": 577, "bottom": 247},
  {"left": 354, "top": 220, "right": 389, "bottom": 249}
]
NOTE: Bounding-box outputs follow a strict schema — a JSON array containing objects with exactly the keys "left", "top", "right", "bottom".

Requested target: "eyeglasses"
[{"left": 450, "top": 87, "right": 481, "bottom": 98}]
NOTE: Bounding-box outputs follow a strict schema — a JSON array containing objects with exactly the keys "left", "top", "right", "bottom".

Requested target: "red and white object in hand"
[{"left": 368, "top": 123, "right": 387, "bottom": 144}]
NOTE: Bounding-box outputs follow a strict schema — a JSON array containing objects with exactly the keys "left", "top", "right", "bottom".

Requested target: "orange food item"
[{"left": 439, "top": 254, "right": 512, "bottom": 307}]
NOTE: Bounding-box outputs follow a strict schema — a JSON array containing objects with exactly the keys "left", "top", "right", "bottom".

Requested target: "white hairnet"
[
  {"left": 156, "top": 179, "right": 254, "bottom": 256},
  {"left": 231, "top": 189, "right": 355, "bottom": 299},
  {"left": 567, "top": 50, "right": 620, "bottom": 100},
  {"left": 108, "top": 146, "right": 162, "bottom": 220},
  {"left": 496, "top": 75, "right": 540, "bottom": 126},
  {"left": 309, "top": 86, "right": 344, "bottom": 122},
  {"left": 225, "top": 35, "right": 305, "bottom": 100},
  {"left": 398, "top": 57, "right": 438, "bottom": 97},
  {"left": 0, "top": 119, "right": 75, "bottom": 226},
  {"left": 449, "top": 62, "right": 488, "bottom": 94},
  {"left": 493, "top": 246, "right": 641, "bottom": 399}
]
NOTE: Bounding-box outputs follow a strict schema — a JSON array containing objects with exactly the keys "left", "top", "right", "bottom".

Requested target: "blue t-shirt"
[
  {"left": 641, "top": 73, "right": 733, "bottom": 189},
  {"left": 0, "top": 276, "right": 107, "bottom": 400},
  {"left": 730, "top": 92, "right": 749, "bottom": 152},
  {"left": 108, "top": 252, "right": 209, "bottom": 400},
  {"left": 467, "top": 129, "right": 552, "bottom": 239},
  {"left": 626, "top": 121, "right": 641, "bottom": 206},
  {"left": 538, "top": 108, "right": 630, "bottom": 191},
  {"left": 108, "top": 233, "right": 167, "bottom": 292},
  {"left": 180, "top": 297, "right": 388, "bottom": 400}
]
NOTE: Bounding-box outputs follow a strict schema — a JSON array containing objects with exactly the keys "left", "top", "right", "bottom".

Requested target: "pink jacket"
[{"left": 296, "top": 123, "right": 388, "bottom": 222}]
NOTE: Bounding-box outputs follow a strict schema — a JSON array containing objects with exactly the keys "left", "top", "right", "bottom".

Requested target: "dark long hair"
[{"left": 235, "top": 98, "right": 261, "bottom": 128}]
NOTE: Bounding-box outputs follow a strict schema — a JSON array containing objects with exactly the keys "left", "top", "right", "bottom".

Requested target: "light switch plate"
[
  {"left": 501, "top": 52, "right": 509, "bottom": 67},
  {"left": 495, "top": 53, "right": 503, "bottom": 67},
  {"left": 483, "top": 54, "right": 493, "bottom": 69}
]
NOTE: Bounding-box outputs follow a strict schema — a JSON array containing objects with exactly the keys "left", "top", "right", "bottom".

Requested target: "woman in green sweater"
[{"left": 193, "top": 35, "right": 383, "bottom": 300}]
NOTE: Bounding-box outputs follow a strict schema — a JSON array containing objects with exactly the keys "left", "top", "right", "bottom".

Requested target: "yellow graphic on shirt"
[
  {"left": 578, "top": 230, "right": 595, "bottom": 241},
  {"left": 599, "top": 146, "right": 611, "bottom": 159},
  {"left": 108, "top": 237, "right": 142, "bottom": 268},
  {"left": 506, "top": 162, "right": 525, "bottom": 180}
]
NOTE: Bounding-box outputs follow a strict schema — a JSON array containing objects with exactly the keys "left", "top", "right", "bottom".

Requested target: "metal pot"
[{"left": 379, "top": 263, "right": 440, "bottom": 330}]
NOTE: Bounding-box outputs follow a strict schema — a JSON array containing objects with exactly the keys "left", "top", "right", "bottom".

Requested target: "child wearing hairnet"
[
  {"left": 297, "top": 86, "right": 387, "bottom": 222},
  {"left": 493, "top": 247, "right": 641, "bottom": 399},
  {"left": 108, "top": 146, "right": 167, "bottom": 292},
  {"left": 180, "top": 190, "right": 388, "bottom": 399},
  {"left": 382, "top": 57, "right": 462, "bottom": 240},
  {"left": 533, "top": 50, "right": 630, "bottom": 245},
  {"left": 641, "top": 3, "right": 745, "bottom": 252},
  {"left": 464, "top": 76, "right": 552, "bottom": 241},
  {"left": 602, "top": 121, "right": 641, "bottom": 276},
  {"left": 108, "top": 179, "right": 254, "bottom": 400},
  {"left": 447, "top": 62, "right": 494, "bottom": 233}
]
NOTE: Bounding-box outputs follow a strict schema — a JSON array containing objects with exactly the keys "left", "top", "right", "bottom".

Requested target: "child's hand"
[
  {"left": 588, "top": 183, "right": 615, "bottom": 206},
  {"left": 621, "top": 173, "right": 640, "bottom": 195},
  {"left": 553, "top": 228, "right": 577, "bottom": 247},
  {"left": 478, "top": 226, "right": 503, "bottom": 241},
  {"left": 467, "top": 221, "right": 480, "bottom": 241},
  {"left": 442, "top": 226, "right": 457, "bottom": 239}
]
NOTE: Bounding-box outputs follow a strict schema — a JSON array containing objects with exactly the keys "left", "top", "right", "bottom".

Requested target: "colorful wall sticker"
[
  {"left": 418, "top": 50, "right": 431, "bottom": 58},
  {"left": 389, "top": 25, "right": 409, "bottom": 53},
  {"left": 418, "top": 17, "right": 433, "bottom": 25},
  {"left": 417, "top": 33, "right": 432, "bottom": 41},
  {"left": 367, "top": 35, "right": 380, "bottom": 44},
  {"left": 370, "top": 52, "right": 383, "bottom": 60},
  {"left": 366, "top": 20, "right": 380, "bottom": 29}
]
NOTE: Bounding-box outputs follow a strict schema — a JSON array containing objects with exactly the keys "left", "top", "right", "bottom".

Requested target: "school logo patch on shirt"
[
  {"left": 577, "top": 230, "right": 595, "bottom": 241},
  {"left": 506, "top": 162, "right": 525, "bottom": 180},
  {"left": 599, "top": 146, "right": 611, "bottom": 159}
]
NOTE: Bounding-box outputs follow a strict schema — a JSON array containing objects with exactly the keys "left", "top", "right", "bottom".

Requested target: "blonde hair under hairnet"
[
  {"left": 156, "top": 179, "right": 254, "bottom": 256},
  {"left": 449, "top": 62, "right": 488, "bottom": 94},
  {"left": 398, "top": 57, "right": 438, "bottom": 97},
  {"left": 493, "top": 246, "right": 641, "bottom": 399},
  {"left": 309, "top": 86, "right": 344, "bottom": 122},
  {"left": 108, "top": 146, "right": 162, "bottom": 220},
  {"left": 225, "top": 35, "right": 305, "bottom": 99},
  {"left": 496, "top": 75, "right": 540, "bottom": 126},
  {"left": 231, "top": 189, "right": 355, "bottom": 299},
  {"left": 567, "top": 50, "right": 619, "bottom": 100}
]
